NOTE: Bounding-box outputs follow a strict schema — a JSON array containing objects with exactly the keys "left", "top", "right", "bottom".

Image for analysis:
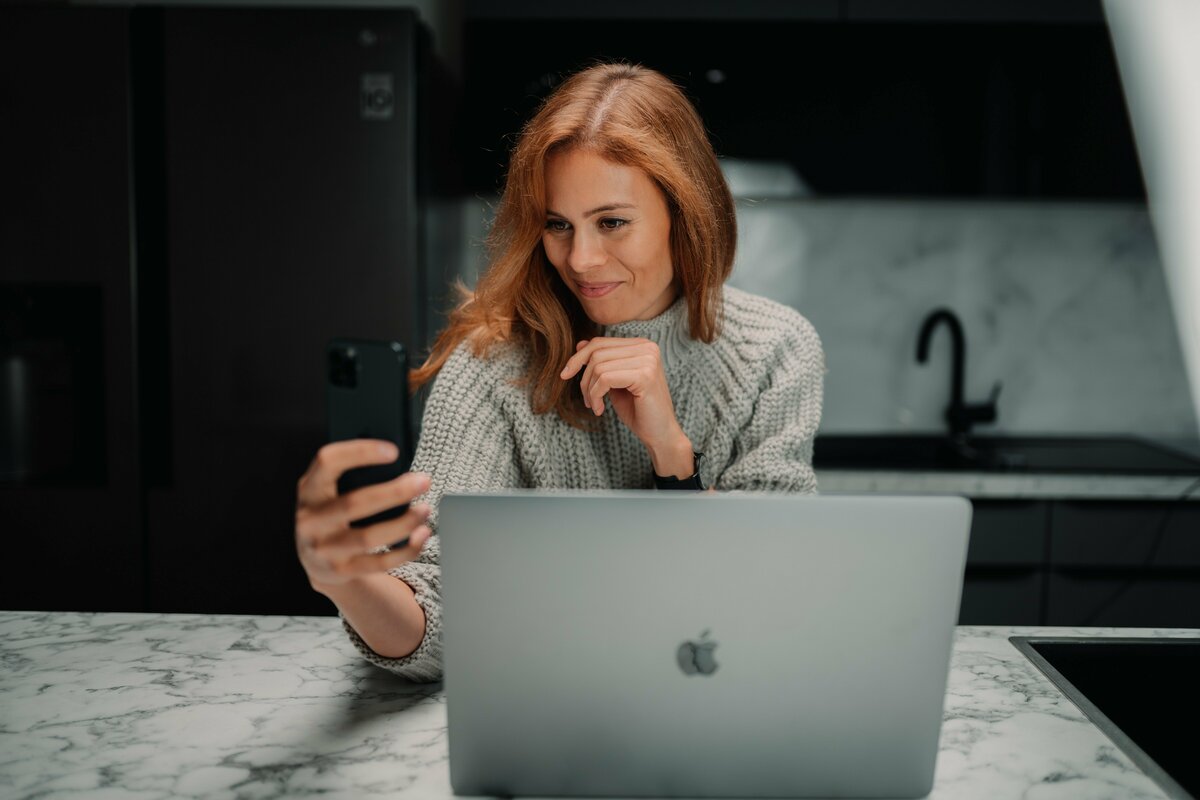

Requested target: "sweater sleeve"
[
  {"left": 715, "top": 313, "right": 825, "bottom": 494},
  {"left": 339, "top": 340, "right": 523, "bottom": 682}
]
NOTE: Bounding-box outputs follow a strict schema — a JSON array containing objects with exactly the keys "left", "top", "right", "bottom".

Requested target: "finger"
[
  {"left": 588, "top": 368, "right": 643, "bottom": 416},
  {"left": 560, "top": 340, "right": 591, "bottom": 380},
  {"left": 299, "top": 472, "right": 431, "bottom": 541},
  {"left": 341, "top": 525, "right": 434, "bottom": 579},
  {"left": 578, "top": 359, "right": 602, "bottom": 411},
  {"left": 336, "top": 471, "right": 430, "bottom": 527},
  {"left": 584, "top": 354, "right": 657, "bottom": 406},
  {"left": 560, "top": 336, "right": 643, "bottom": 380},
  {"left": 584, "top": 341, "right": 654, "bottom": 367},
  {"left": 299, "top": 439, "right": 401, "bottom": 505},
  {"left": 579, "top": 345, "right": 651, "bottom": 408},
  {"left": 314, "top": 502, "right": 432, "bottom": 560},
  {"left": 573, "top": 340, "right": 589, "bottom": 398}
]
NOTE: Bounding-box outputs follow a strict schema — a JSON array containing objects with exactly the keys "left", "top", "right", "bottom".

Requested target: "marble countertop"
[
  {"left": 1, "top": 611, "right": 1194, "bottom": 799},
  {"left": 814, "top": 469, "right": 1200, "bottom": 500}
]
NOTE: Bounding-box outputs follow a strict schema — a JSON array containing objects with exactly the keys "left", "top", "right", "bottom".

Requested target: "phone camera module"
[{"left": 329, "top": 347, "right": 359, "bottom": 388}]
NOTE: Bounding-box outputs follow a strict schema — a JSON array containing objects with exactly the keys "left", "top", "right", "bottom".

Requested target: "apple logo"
[{"left": 676, "top": 629, "right": 719, "bottom": 676}]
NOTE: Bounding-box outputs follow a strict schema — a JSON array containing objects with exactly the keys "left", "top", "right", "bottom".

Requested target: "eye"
[
  {"left": 600, "top": 218, "right": 628, "bottom": 230},
  {"left": 545, "top": 219, "right": 569, "bottom": 233}
]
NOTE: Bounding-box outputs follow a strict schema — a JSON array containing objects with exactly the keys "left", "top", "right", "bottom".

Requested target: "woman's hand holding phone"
[{"left": 295, "top": 439, "right": 433, "bottom": 592}]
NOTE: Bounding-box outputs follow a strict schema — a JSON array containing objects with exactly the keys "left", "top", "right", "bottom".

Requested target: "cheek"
[
  {"left": 620, "top": 232, "right": 669, "bottom": 279},
  {"left": 609, "top": 233, "right": 641, "bottom": 264},
  {"left": 542, "top": 235, "right": 562, "bottom": 266}
]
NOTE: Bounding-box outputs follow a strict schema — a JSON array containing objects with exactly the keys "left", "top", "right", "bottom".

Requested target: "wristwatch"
[{"left": 653, "top": 451, "right": 705, "bottom": 490}]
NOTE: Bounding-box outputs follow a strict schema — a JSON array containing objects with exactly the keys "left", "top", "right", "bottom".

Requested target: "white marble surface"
[
  {"left": 816, "top": 469, "right": 1200, "bottom": 500},
  {"left": 725, "top": 198, "right": 1199, "bottom": 439},
  {"left": 1, "top": 611, "right": 1194, "bottom": 799}
]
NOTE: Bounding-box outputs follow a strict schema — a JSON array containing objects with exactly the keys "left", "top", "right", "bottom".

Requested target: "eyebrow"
[{"left": 545, "top": 203, "right": 636, "bottom": 218}]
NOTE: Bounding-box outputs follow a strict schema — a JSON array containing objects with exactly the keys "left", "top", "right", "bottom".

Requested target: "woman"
[{"left": 294, "top": 61, "right": 825, "bottom": 683}]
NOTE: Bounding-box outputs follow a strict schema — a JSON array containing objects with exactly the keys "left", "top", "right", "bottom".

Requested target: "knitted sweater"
[{"left": 339, "top": 284, "right": 826, "bottom": 682}]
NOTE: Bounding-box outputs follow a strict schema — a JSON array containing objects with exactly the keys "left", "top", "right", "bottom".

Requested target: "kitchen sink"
[
  {"left": 1012, "top": 637, "right": 1200, "bottom": 800},
  {"left": 812, "top": 435, "right": 1200, "bottom": 474}
]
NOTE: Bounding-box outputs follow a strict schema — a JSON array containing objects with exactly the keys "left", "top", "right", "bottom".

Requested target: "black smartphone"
[{"left": 326, "top": 338, "right": 414, "bottom": 540}]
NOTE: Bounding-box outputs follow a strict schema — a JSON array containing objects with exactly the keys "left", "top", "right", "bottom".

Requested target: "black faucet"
[{"left": 915, "top": 308, "right": 1001, "bottom": 439}]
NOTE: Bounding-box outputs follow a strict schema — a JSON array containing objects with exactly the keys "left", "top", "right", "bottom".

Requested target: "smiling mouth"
[{"left": 577, "top": 282, "right": 622, "bottom": 297}]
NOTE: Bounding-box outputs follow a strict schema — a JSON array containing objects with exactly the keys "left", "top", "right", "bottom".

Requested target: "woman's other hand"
[
  {"left": 560, "top": 337, "right": 694, "bottom": 477},
  {"left": 295, "top": 439, "right": 433, "bottom": 592}
]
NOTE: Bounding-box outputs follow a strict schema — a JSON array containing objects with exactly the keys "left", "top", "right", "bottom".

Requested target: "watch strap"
[{"left": 653, "top": 451, "right": 705, "bottom": 490}]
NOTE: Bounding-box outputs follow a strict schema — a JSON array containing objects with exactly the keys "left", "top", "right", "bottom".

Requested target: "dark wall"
[{"left": 460, "top": 16, "right": 1144, "bottom": 200}]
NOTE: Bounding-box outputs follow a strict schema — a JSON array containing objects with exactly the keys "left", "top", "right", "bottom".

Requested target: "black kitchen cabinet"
[
  {"left": 0, "top": 8, "right": 143, "bottom": 612},
  {"left": 461, "top": 8, "right": 1142, "bottom": 200},
  {"left": 958, "top": 496, "right": 1200, "bottom": 627},
  {"left": 1, "top": 5, "right": 450, "bottom": 616},
  {"left": 143, "top": 8, "right": 431, "bottom": 616},
  {"left": 959, "top": 501, "right": 1049, "bottom": 625},
  {"left": 1047, "top": 500, "right": 1200, "bottom": 627}
]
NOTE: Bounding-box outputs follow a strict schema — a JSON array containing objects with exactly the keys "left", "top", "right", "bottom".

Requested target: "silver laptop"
[{"left": 440, "top": 491, "right": 971, "bottom": 799}]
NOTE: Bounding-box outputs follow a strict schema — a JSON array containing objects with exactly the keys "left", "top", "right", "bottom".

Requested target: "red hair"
[{"left": 409, "top": 60, "right": 737, "bottom": 429}]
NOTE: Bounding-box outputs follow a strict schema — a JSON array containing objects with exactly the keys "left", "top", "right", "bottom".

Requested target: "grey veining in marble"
[
  {"left": 724, "top": 197, "right": 1198, "bottom": 439},
  {"left": 2, "top": 611, "right": 1196, "bottom": 799},
  {"left": 0, "top": 613, "right": 447, "bottom": 800}
]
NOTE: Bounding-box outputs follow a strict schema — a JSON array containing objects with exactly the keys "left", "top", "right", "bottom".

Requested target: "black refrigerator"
[{"left": 0, "top": 5, "right": 456, "bottom": 615}]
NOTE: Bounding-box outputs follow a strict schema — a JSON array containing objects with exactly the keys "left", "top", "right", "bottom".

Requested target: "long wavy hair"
[{"left": 409, "top": 60, "right": 738, "bottom": 430}]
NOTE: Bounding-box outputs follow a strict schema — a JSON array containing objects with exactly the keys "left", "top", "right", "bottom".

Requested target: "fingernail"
[{"left": 379, "top": 442, "right": 398, "bottom": 458}]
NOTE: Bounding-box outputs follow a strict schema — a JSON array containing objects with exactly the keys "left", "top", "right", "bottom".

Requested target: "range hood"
[{"left": 1105, "top": 0, "right": 1200, "bottom": 431}]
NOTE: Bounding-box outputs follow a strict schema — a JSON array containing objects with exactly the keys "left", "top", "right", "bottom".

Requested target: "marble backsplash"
[{"left": 422, "top": 191, "right": 1198, "bottom": 439}]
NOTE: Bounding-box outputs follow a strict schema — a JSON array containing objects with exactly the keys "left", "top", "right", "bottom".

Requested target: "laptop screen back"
[{"left": 441, "top": 491, "right": 971, "bottom": 799}]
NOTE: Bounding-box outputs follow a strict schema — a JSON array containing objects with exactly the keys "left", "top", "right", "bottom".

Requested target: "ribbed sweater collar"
[{"left": 601, "top": 293, "right": 698, "bottom": 374}]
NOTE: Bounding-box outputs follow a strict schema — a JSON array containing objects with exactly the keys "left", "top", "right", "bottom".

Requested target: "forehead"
[{"left": 543, "top": 149, "right": 653, "bottom": 204}]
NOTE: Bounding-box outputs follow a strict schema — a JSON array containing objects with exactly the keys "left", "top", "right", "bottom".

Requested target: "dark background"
[
  {"left": 460, "top": 16, "right": 1144, "bottom": 200},
  {"left": 5, "top": 0, "right": 1186, "bottom": 626}
]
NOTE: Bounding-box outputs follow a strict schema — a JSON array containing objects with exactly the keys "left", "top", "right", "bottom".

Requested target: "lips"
[{"left": 577, "top": 281, "right": 621, "bottom": 298}]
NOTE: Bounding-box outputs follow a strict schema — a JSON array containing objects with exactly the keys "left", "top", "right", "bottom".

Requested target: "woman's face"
[{"left": 542, "top": 148, "right": 677, "bottom": 326}]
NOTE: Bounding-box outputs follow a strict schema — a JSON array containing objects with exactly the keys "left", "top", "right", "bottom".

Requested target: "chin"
[
  {"left": 579, "top": 306, "right": 619, "bottom": 326},
  {"left": 585, "top": 293, "right": 644, "bottom": 318}
]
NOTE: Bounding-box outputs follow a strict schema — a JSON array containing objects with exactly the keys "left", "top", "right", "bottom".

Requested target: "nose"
[{"left": 566, "top": 226, "right": 607, "bottom": 274}]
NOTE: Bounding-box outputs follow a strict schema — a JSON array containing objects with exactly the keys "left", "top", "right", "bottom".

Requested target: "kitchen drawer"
[
  {"left": 966, "top": 501, "right": 1049, "bottom": 566},
  {"left": 1050, "top": 501, "right": 1200, "bottom": 568}
]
